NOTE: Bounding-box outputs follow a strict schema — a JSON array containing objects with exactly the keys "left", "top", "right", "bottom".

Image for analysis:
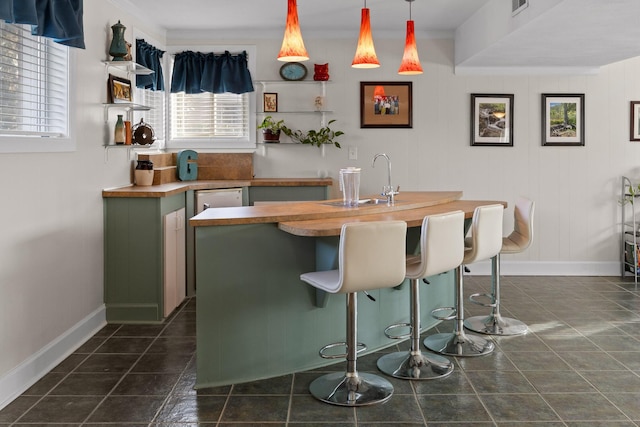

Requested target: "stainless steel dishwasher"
[{"left": 194, "top": 188, "right": 243, "bottom": 213}]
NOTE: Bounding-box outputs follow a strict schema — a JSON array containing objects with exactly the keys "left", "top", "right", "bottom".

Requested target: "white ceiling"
[
  {"left": 119, "top": 0, "right": 490, "bottom": 38},
  {"left": 117, "top": 0, "right": 640, "bottom": 73}
]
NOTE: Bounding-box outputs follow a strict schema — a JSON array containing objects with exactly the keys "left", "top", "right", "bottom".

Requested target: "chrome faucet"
[{"left": 372, "top": 153, "right": 399, "bottom": 205}]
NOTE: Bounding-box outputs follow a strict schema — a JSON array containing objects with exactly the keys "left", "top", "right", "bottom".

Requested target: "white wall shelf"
[
  {"left": 257, "top": 110, "right": 333, "bottom": 114},
  {"left": 102, "top": 61, "right": 154, "bottom": 124},
  {"left": 102, "top": 103, "right": 152, "bottom": 122},
  {"left": 102, "top": 60, "right": 154, "bottom": 75}
]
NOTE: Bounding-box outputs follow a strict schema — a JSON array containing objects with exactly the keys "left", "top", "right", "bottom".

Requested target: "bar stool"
[
  {"left": 464, "top": 198, "right": 535, "bottom": 336},
  {"left": 300, "top": 220, "right": 407, "bottom": 406},
  {"left": 424, "top": 204, "right": 503, "bottom": 357},
  {"left": 377, "top": 211, "right": 464, "bottom": 380}
]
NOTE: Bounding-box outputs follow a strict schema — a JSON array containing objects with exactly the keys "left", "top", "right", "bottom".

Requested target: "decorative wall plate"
[{"left": 279, "top": 62, "right": 307, "bottom": 81}]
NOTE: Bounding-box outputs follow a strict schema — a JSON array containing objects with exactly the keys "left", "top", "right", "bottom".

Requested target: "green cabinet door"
[{"left": 104, "top": 193, "right": 186, "bottom": 323}]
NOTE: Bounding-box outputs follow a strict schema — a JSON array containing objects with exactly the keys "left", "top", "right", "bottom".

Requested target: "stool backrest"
[
  {"left": 504, "top": 197, "right": 534, "bottom": 252},
  {"left": 338, "top": 220, "right": 407, "bottom": 293},
  {"left": 408, "top": 211, "right": 465, "bottom": 279},
  {"left": 464, "top": 204, "right": 504, "bottom": 264}
]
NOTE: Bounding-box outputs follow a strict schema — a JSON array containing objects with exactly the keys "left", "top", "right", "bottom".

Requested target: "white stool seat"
[
  {"left": 424, "top": 204, "right": 503, "bottom": 357},
  {"left": 465, "top": 198, "right": 535, "bottom": 336},
  {"left": 300, "top": 220, "right": 407, "bottom": 406},
  {"left": 377, "top": 211, "right": 465, "bottom": 380}
]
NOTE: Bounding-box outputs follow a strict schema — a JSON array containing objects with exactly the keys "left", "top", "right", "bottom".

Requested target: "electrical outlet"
[{"left": 348, "top": 146, "right": 358, "bottom": 160}]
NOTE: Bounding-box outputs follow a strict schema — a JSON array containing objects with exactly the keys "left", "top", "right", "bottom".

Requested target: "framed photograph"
[
  {"left": 470, "top": 94, "right": 514, "bottom": 146},
  {"left": 263, "top": 92, "right": 278, "bottom": 113},
  {"left": 360, "top": 82, "right": 412, "bottom": 128},
  {"left": 108, "top": 74, "right": 132, "bottom": 103},
  {"left": 630, "top": 101, "right": 640, "bottom": 141},
  {"left": 541, "top": 93, "right": 585, "bottom": 146}
]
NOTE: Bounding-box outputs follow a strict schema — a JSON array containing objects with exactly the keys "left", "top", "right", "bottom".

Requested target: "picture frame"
[
  {"left": 630, "top": 101, "right": 640, "bottom": 141},
  {"left": 263, "top": 92, "right": 278, "bottom": 113},
  {"left": 108, "top": 74, "right": 132, "bottom": 104},
  {"left": 541, "top": 93, "right": 585, "bottom": 146},
  {"left": 360, "top": 82, "right": 412, "bottom": 128},
  {"left": 470, "top": 94, "right": 514, "bottom": 146}
]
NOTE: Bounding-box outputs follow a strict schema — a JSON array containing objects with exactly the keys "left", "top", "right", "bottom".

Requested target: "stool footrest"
[
  {"left": 384, "top": 322, "right": 411, "bottom": 340},
  {"left": 431, "top": 306, "right": 456, "bottom": 321},
  {"left": 319, "top": 341, "right": 367, "bottom": 359},
  {"left": 469, "top": 292, "right": 496, "bottom": 308}
]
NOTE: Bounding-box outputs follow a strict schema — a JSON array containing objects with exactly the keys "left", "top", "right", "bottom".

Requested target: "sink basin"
[
  {"left": 322, "top": 198, "right": 399, "bottom": 207},
  {"left": 358, "top": 198, "right": 387, "bottom": 205}
]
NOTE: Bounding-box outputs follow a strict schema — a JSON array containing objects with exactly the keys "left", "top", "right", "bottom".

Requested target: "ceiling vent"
[{"left": 512, "top": 0, "right": 528, "bottom": 16}]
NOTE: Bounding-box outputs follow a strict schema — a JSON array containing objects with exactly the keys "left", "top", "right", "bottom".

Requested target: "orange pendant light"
[
  {"left": 277, "top": 0, "right": 309, "bottom": 62},
  {"left": 398, "top": 0, "right": 423, "bottom": 75},
  {"left": 352, "top": 1, "right": 380, "bottom": 68}
]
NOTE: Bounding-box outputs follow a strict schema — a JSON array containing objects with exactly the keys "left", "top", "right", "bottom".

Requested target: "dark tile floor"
[{"left": 1, "top": 275, "right": 639, "bottom": 426}]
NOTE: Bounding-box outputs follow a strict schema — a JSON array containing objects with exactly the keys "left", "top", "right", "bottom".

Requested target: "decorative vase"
[
  {"left": 313, "top": 63, "right": 329, "bottom": 81},
  {"left": 114, "top": 114, "right": 125, "bottom": 144},
  {"left": 124, "top": 120, "right": 132, "bottom": 145},
  {"left": 109, "top": 20, "right": 128, "bottom": 61}
]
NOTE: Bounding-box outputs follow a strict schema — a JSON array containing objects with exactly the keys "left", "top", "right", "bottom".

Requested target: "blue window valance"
[
  {"left": 136, "top": 39, "right": 164, "bottom": 91},
  {"left": 170, "top": 50, "right": 254, "bottom": 95},
  {"left": 0, "top": 0, "right": 85, "bottom": 49}
]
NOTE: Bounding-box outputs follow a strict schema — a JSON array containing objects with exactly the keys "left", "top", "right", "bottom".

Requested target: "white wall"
[
  {"left": 0, "top": 0, "right": 165, "bottom": 409},
  {"left": 238, "top": 35, "right": 640, "bottom": 276},
  {"left": 2, "top": 0, "right": 640, "bottom": 410}
]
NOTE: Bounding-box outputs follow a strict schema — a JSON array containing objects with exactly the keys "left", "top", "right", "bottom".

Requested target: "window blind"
[
  {"left": 0, "top": 21, "right": 69, "bottom": 137},
  {"left": 134, "top": 87, "right": 165, "bottom": 141},
  {"left": 170, "top": 92, "right": 249, "bottom": 140}
]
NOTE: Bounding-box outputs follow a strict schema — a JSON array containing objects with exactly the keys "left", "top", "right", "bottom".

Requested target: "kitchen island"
[{"left": 190, "top": 191, "right": 505, "bottom": 388}]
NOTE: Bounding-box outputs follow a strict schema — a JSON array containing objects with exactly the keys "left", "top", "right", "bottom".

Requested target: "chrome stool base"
[
  {"left": 309, "top": 372, "right": 393, "bottom": 406},
  {"left": 464, "top": 314, "right": 528, "bottom": 336},
  {"left": 377, "top": 350, "right": 454, "bottom": 380},
  {"left": 424, "top": 331, "right": 494, "bottom": 357}
]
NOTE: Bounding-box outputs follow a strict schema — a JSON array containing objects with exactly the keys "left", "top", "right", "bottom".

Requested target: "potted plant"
[
  {"left": 258, "top": 116, "right": 285, "bottom": 143},
  {"left": 622, "top": 182, "right": 640, "bottom": 205},
  {"left": 281, "top": 119, "right": 344, "bottom": 148}
]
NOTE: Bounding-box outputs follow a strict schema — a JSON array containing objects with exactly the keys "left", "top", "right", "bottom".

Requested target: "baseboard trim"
[
  {"left": 463, "top": 260, "right": 620, "bottom": 277},
  {"left": 0, "top": 305, "right": 106, "bottom": 411}
]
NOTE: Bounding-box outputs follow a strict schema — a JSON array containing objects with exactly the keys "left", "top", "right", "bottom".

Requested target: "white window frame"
[
  {"left": 0, "top": 22, "right": 76, "bottom": 153},
  {"left": 132, "top": 29, "right": 167, "bottom": 149},
  {"left": 166, "top": 45, "right": 256, "bottom": 150}
]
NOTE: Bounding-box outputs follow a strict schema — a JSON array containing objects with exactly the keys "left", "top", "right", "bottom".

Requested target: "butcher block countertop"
[
  {"left": 190, "top": 191, "right": 467, "bottom": 227},
  {"left": 102, "top": 178, "right": 333, "bottom": 198},
  {"left": 279, "top": 199, "right": 506, "bottom": 237}
]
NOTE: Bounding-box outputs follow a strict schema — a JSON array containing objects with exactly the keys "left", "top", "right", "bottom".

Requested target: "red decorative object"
[
  {"left": 313, "top": 63, "right": 330, "bottom": 81},
  {"left": 352, "top": 5, "right": 380, "bottom": 68},
  {"left": 277, "top": 0, "right": 309, "bottom": 62}
]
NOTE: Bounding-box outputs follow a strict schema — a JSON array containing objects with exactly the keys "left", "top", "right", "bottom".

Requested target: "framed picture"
[
  {"left": 360, "top": 82, "right": 412, "bottom": 128},
  {"left": 541, "top": 93, "right": 585, "bottom": 146},
  {"left": 263, "top": 92, "right": 278, "bottom": 113},
  {"left": 470, "top": 94, "right": 514, "bottom": 146},
  {"left": 630, "top": 101, "right": 640, "bottom": 141},
  {"left": 108, "top": 74, "right": 132, "bottom": 103}
]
